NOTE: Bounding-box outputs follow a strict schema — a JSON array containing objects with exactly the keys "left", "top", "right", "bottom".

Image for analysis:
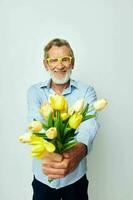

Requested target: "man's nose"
[{"left": 56, "top": 61, "right": 65, "bottom": 69}]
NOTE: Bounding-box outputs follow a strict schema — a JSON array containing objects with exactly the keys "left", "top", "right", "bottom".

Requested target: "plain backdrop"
[{"left": 0, "top": 0, "right": 133, "bottom": 199}]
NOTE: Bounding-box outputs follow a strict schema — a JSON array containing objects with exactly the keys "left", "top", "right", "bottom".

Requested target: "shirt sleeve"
[
  {"left": 76, "top": 86, "right": 100, "bottom": 154},
  {"left": 27, "top": 85, "right": 44, "bottom": 123}
]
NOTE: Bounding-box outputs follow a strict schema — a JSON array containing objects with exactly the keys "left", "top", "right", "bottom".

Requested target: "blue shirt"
[{"left": 27, "top": 78, "right": 99, "bottom": 189}]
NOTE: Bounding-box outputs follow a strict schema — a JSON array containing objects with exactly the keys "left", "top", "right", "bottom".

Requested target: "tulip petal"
[{"left": 44, "top": 141, "right": 56, "bottom": 152}]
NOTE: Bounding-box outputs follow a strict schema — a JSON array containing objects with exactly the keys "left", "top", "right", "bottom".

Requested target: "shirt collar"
[
  {"left": 39, "top": 79, "right": 51, "bottom": 88},
  {"left": 39, "top": 78, "right": 78, "bottom": 89}
]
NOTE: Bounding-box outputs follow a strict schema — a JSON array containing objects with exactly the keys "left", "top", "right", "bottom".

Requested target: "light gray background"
[{"left": 0, "top": 0, "right": 133, "bottom": 199}]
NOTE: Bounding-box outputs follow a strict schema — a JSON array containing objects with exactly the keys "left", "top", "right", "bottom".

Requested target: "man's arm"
[
  {"left": 27, "top": 85, "right": 44, "bottom": 123},
  {"left": 42, "top": 86, "right": 99, "bottom": 179},
  {"left": 76, "top": 85, "right": 100, "bottom": 153}
]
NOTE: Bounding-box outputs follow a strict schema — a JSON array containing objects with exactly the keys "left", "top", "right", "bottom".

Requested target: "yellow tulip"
[
  {"left": 43, "top": 141, "right": 56, "bottom": 152},
  {"left": 49, "top": 94, "right": 68, "bottom": 111},
  {"left": 94, "top": 99, "right": 108, "bottom": 112},
  {"left": 39, "top": 102, "right": 53, "bottom": 120},
  {"left": 28, "top": 121, "right": 43, "bottom": 133},
  {"left": 68, "top": 99, "right": 85, "bottom": 115},
  {"left": 46, "top": 127, "right": 57, "bottom": 139},
  {"left": 61, "top": 112, "right": 70, "bottom": 121},
  {"left": 28, "top": 134, "right": 44, "bottom": 145},
  {"left": 19, "top": 132, "right": 32, "bottom": 143},
  {"left": 30, "top": 136, "right": 55, "bottom": 159},
  {"left": 68, "top": 113, "right": 83, "bottom": 129},
  {"left": 29, "top": 135, "right": 56, "bottom": 152},
  {"left": 31, "top": 142, "right": 46, "bottom": 159},
  {"left": 31, "top": 151, "right": 45, "bottom": 159},
  {"left": 19, "top": 133, "right": 42, "bottom": 145},
  {"left": 32, "top": 144, "right": 45, "bottom": 153},
  {"left": 64, "top": 98, "right": 68, "bottom": 111}
]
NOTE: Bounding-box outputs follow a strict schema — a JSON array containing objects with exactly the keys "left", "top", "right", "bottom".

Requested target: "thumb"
[
  {"left": 43, "top": 152, "right": 63, "bottom": 161},
  {"left": 63, "top": 152, "right": 70, "bottom": 158},
  {"left": 63, "top": 149, "right": 74, "bottom": 158},
  {"left": 63, "top": 145, "right": 79, "bottom": 158}
]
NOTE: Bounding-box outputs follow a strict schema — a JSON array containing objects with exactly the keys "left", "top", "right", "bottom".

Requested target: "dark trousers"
[{"left": 32, "top": 174, "right": 89, "bottom": 200}]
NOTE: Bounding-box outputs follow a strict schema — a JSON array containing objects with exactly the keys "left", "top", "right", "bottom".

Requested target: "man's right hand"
[
  {"left": 42, "top": 152, "right": 67, "bottom": 179},
  {"left": 42, "top": 143, "right": 86, "bottom": 180}
]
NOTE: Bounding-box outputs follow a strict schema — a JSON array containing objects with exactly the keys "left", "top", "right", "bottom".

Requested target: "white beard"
[{"left": 49, "top": 69, "right": 72, "bottom": 84}]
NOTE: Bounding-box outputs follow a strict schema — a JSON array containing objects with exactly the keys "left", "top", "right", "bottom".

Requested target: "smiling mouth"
[
  {"left": 54, "top": 71, "right": 67, "bottom": 74},
  {"left": 54, "top": 70, "right": 67, "bottom": 72}
]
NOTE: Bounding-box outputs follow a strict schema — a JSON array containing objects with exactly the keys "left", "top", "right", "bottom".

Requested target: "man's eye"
[
  {"left": 50, "top": 59, "right": 58, "bottom": 63},
  {"left": 62, "top": 57, "right": 69, "bottom": 62}
]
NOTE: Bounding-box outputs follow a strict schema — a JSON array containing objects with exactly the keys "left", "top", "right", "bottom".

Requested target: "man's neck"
[{"left": 50, "top": 80, "right": 70, "bottom": 95}]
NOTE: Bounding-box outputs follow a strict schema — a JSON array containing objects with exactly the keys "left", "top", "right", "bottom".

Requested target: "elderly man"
[{"left": 27, "top": 38, "right": 99, "bottom": 200}]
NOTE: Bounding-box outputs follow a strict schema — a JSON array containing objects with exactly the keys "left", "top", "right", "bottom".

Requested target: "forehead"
[{"left": 48, "top": 45, "right": 71, "bottom": 58}]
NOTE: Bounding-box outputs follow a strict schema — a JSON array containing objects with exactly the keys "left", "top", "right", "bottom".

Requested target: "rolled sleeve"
[{"left": 27, "top": 86, "right": 44, "bottom": 123}]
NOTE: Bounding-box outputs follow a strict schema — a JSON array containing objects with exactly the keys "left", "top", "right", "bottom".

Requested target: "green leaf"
[
  {"left": 82, "top": 114, "right": 96, "bottom": 121},
  {"left": 63, "top": 141, "right": 79, "bottom": 151},
  {"left": 63, "top": 128, "right": 75, "bottom": 144},
  {"left": 33, "top": 133, "right": 47, "bottom": 139},
  {"left": 48, "top": 178, "right": 53, "bottom": 183},
  {"left": 57, "top": 140, "right": 63, "bottom": 153},
  {"left": 47, "top": 112, "right": 53, "bottom": 128},
  {"left": 64, "top": 136, "right": 75, "bottom": 143},
  {"left": 54, "top": 114, "right": 61, "bottom": 142},
  {"left": 60, "top": 122, "right": 66, "bottom": 135},
  {"left": 56, "top": 111, "right": 65, "bottom": 144},
  {"left": 42, "top": 123, "right": 49, "bottom": 130},
  {"left": 54, "top": 139, "right": 63, "bottom": 153},
  {"left": 64, "top": 127, "right": 71, "bottom": 134}
]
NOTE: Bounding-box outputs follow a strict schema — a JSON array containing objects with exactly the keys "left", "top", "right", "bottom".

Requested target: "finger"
[
  {"left": 44, "top": 160, "right": 68, "bottom": 169},
  {"left": 48, "top": 174, "right": 65, "bottom": 179},
  {"left": 43, "top": 165, "right": 67, "bottom": 176},
  {"left": 43, "top": 152, "right": 63, "bottom": 162}
]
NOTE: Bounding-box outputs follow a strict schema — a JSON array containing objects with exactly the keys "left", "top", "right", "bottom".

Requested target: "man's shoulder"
[
  {"left": 27, "top": 80, "right": 48, "bottom": 94},
  {"left": 28, "top": 80, "right": 48, "bottom": 90},
  {"left": 72, "top": 79, "right": 94, "bottom": 91},
  {"left": 73, "top": 79, "right": 97, "bottom": 99}
]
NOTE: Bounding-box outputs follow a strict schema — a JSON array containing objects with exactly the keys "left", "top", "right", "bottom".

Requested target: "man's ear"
[
  {"left": 43, "top": 59, "right": 49, "bottom": 71},
  {"left": 71, "top": 64, "right": 74, "bottom": 69}
]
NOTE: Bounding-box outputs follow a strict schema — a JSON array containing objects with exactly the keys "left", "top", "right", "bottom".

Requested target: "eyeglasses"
[{"left": 46, "top": 56, "right": 72, "bottom": 68}]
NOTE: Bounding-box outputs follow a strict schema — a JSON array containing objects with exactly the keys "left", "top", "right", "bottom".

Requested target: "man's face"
[{"left": 44, "top": 45, "right": 74, "bottom": 84}]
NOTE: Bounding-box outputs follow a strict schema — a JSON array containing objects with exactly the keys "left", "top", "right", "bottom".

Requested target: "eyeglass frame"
[{"left": 46, "top": 56, "right": 73, "bottom": 68}]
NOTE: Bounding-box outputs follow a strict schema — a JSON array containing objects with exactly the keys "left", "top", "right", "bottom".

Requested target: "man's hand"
[{"left": 42, "top": 143, "right": 87, "bottom": 180}]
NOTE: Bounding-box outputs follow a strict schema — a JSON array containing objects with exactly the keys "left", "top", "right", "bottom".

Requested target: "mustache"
[
  {"left": 52, "top": 69, "right": 72, "bottom": 72},
  {"left": 53, "top": 69, "right": 67, "bottom": 72}
]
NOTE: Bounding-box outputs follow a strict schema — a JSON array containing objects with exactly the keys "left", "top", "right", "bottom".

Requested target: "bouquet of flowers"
[{"left": 19, "top": 94, "right": 108, "bottom": 159}]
